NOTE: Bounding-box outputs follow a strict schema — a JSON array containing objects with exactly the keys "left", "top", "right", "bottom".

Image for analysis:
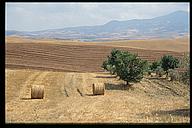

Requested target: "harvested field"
[
  {"left": 5, "top": 36, "right": 190, "bottom": 123},
  {"left": 6, "top": 69, "right": 189, "bottom": 123}
]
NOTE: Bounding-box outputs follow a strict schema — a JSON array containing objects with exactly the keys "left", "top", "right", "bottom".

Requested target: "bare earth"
[{"left": 5, "top": 36, "right": 190, "bottom": 123}]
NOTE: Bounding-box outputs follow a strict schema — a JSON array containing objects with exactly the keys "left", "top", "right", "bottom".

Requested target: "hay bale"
[
  {"left": 31, "top": 85, "right": 44, "bottom": 99},
  {"left": 93, "top": 83, "right": 105, "bottom": 95}
]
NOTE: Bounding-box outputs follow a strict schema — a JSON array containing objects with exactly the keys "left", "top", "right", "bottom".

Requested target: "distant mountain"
[
  {"left": 6, "top": 30, "right": 21, "bottom": 36},
  {"left": 6, "top": 11, "right": 189, "bottom": 41}
]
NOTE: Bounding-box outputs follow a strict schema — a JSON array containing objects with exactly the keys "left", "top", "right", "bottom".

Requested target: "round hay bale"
[
  {"left": 93, "top": 83, "right": 105, "bottom": 95},
  {"left": 31, "top": 85, "right": 44, "bottom": 99}
]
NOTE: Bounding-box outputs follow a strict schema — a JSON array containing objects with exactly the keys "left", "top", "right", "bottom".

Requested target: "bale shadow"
[
  {"left": 104, "top": 83, "right": 134, "bottom": 90},
  {"left": 151, "top": 108, "right": 190, "bottom": 117},
  {"left": 85, "top": 94, "right": 104, "bottom": 96},
  {"left": 85, "top": 94, "right": 94, "bottom": 96},
  {"left": 20, "top": 97, "right": 32, "bottom": 100}
]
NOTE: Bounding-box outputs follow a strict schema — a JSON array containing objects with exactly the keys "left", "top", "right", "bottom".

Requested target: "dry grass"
[{"left": 5, "top": 69, "right": 189, "bottom": 123}]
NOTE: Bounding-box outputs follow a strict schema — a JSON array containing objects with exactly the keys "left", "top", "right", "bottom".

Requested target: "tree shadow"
[
  {"left": 104, "top": 83, "right": 134, "bottom": 90},
  {"left": 147, "top": 77, "right": 167, "bottom": 80},
  {"left": 151, "top": 108, "right": 190, "bottom": 117},
  {"left": 95, "top": 75, "right": 116, "bottom": 79},
  {"left": 85, "top": 94, "right": 105, "bottom": 96}
]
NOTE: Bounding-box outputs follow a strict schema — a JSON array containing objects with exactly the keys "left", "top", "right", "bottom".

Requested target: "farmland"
[
  {"left": 5, "top": 36, "right": 190, "bottom": 123},
  {"left": 6, "top": 36, "right": 187, "bottom": 72}
]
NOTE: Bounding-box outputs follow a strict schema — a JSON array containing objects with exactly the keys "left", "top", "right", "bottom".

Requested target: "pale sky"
[{"left": 5, "top": 2, "right": 189, "bottom": 31}]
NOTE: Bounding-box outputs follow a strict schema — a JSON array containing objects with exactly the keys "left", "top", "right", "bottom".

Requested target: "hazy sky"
[{"left": 6, "top": 2, "right": 189, "bottom": 31}]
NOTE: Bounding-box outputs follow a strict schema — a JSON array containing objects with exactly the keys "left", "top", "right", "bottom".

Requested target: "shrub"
[
  {"left": 161, "top": 55, "right": 180, "bottom": 76},
  {"left": 179, "top": 52, "right": 190, "bottom": 85},
  {"left": 180, "top": 52, "right": 189, "bottom": 68},
  {"left": 143, "top": 61, "right": 150, "bottom": 74},
  {"left": 168, "top": 69, "right": 180, "bottom": 81},
  {"left": 155, "top": 66, "right": 165, "bottom": 77},
  {"left": 147, "top": 69, "right": 152, "bottom": 75},
  {"left": 180, "top": 67, "right": 190, "bottom": 85},
  {"left": 150, "top": 61, "right": 161, "bottom": 72}
]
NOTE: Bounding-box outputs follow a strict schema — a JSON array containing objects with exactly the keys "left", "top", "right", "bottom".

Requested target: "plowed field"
[{"left": 6, "top": 37, "right": 186, "bottom": 72}]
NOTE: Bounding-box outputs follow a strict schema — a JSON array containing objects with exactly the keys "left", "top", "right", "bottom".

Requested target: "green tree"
[
  {"left": 161, "top": 55, "right": 180, "bottom": 76},
  {"left": 107, "top": 49, "right": 121, "bottom": 74},
  {"left": 102, "top": 49, "right": 147, "bottom": 86},
  {"left": 149, "top": 61, "right": 161, "bottom": 72},
  {"left": 101, "top": 60, "right": 108, "bottom": 71}
]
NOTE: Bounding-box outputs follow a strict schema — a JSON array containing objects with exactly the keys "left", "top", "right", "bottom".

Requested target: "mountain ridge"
[{"left": 6, "top": 10, "right": 189, "bottom": 41}]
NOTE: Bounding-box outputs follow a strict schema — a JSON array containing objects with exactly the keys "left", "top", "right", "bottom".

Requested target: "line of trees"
[{"left": 101, "top": 49, "right": 189, "bottom": 86}]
